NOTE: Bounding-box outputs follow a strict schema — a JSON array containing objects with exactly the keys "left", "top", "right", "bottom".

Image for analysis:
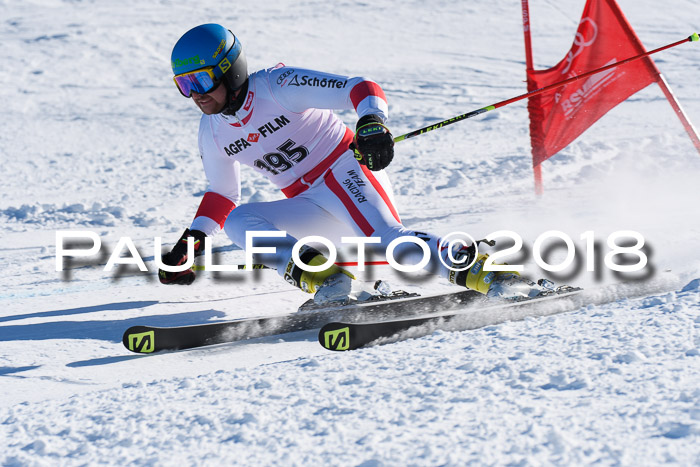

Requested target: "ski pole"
[
  {"left": 393, "top": 32, "right": 700, "bottom": 143},
  {"left": 192, "top": 264, "right": 270, "bottom": 271},
  {"left": 192, "top": 260, "right": 389, "bottom": 271}
]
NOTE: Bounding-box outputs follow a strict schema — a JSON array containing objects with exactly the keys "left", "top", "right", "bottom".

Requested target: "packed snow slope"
[{"left": 1, "top": 0, "right": 699, "bottom": 464}]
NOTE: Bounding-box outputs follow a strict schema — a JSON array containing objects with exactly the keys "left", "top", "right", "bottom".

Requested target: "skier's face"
[{"left": 191, "top": 84, "right": 228, "bottom": 115}]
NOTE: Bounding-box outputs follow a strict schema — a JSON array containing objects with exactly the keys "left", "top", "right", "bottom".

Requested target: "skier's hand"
[
  {"left": 351, "top": 114, "right": 394, "bottom": 171},
  {"left": 158, "top": 229, "right": 206, "bottom": 285}
]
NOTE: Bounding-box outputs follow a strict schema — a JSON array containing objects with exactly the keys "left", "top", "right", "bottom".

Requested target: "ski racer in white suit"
[{"left": 160, "top": 24, "right": 519, "bottom": 300}]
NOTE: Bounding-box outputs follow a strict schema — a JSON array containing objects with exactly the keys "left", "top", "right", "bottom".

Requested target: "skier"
[{"left": 159, "top": 23, "right": 530, "bottom": 302}]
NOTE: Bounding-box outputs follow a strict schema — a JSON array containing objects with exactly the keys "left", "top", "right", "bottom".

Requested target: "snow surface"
[{"left": 2, "top": 0, "right": 700, "bottom": 464}]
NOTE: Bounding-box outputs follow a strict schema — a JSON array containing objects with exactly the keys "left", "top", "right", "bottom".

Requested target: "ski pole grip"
[{"left": 691, "top": 33, "right": 699, "bottom": 42}]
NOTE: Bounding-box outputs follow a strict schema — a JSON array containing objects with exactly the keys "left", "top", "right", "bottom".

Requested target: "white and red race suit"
[{"left": 188, "top": 64, "right": 451, "bottom": 277}]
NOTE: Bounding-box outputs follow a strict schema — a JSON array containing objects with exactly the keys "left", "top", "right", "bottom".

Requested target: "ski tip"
[
  {"left": 318, "top": 322, "right": 353, "bottom": 351},
  {"left": 123, "top": 326, "right": 156, "bottom": 354}
]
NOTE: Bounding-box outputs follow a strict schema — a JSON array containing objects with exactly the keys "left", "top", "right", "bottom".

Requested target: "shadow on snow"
[
  {"left": 0, "top": 302, "right": 227, "bottom": 343},
  {"left": 0, "top": 300, "right": 160, "bottom": 323}
]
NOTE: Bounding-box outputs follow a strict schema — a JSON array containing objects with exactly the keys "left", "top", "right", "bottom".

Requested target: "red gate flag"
[{"left": 526, "top": 0, "right": 659, "bottom": 167}]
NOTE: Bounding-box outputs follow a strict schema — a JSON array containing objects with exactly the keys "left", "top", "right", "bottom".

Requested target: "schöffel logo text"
[{"left": 288, "top": 75, "right": 348, "bottom": 88}]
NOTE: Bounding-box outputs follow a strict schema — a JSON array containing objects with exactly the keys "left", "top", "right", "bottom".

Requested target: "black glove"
[
  {"left": 158, "top": 228, "right": 206, "bottom": 285},
  {"left": 351, "top": 114, "right": 394, "bottom": 171}
]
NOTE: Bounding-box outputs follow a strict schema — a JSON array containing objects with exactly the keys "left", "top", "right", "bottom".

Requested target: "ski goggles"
[{"left": 173, "top": 66, "right": 223, "bottom": 98}]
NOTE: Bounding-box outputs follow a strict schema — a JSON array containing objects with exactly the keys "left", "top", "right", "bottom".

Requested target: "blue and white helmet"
[{"left": 171, "top": 24, "right": 248, "bottom": 95}]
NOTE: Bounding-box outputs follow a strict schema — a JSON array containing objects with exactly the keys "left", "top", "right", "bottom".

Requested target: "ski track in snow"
[{"left": 1, "top": 0, "right": 700, "bottom": 464}]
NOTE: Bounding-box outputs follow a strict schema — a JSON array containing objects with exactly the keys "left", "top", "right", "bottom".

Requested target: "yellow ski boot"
[{"left": 283, "top": 246, "right": 356, "bottom": 304}]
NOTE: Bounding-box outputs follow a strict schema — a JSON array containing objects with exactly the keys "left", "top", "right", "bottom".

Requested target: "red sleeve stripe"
[
  {"left": 194, "top": 192, "right": 236, "bottom": 228},
  {"left": 349, "top": 81, "right": 387, "bottom": 110}
]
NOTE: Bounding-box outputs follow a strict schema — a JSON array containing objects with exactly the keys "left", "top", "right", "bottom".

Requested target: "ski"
[
  {"left": 122, "top": 288, "right": 484, "bottom": 354},
  {"left": 318, "top": 286, "right": 584, "bottom": 351}
]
